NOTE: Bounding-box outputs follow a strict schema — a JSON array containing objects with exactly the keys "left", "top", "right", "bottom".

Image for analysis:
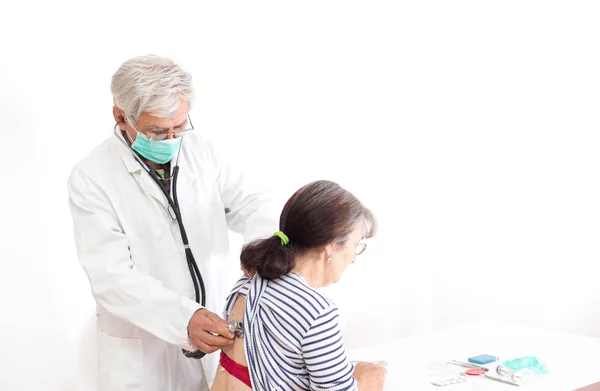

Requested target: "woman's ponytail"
[{"left": 240, "top": 236, "right": 296, "bottom": 280}]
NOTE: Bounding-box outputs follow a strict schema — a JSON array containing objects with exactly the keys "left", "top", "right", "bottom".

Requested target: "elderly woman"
[{"left": 210, "top": 180, "right": 387, "bottom": 391}]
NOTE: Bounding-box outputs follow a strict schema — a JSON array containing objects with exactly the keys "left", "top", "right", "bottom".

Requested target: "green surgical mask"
[{"left": 131, "top": 133, "right": 181, "bottom": 164}]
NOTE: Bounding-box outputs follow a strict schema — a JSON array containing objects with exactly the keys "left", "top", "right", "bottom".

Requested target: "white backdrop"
[{"left": 1, "top": 1, "right": 599, "bottom": 390}]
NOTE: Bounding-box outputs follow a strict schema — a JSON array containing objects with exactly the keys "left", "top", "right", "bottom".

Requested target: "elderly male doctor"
[{"left": 68, "top": 55, "right": 277, "bottom": 391}]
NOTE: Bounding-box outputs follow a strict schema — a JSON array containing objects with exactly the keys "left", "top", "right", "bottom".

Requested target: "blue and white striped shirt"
[{"left": 223, "top": 273, "right": 357, "bottom": 391}]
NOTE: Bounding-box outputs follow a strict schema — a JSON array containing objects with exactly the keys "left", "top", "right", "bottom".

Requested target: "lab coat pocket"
[{"left": 97, "top": 328, "right": 144, "bottom": 391}]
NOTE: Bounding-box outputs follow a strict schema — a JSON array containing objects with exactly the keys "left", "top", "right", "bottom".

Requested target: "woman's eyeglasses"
[{"left": 354, "top": 241, "right": 367, "bottom": 255}]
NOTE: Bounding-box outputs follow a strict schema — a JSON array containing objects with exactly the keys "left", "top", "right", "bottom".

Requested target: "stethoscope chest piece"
[{"left": 228, "top": 319, "right": 244, "bottom": 338}]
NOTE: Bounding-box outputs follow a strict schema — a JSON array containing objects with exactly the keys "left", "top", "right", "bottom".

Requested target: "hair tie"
[{"left": 273, "top": 231, "right": 289, "bottom": 246}]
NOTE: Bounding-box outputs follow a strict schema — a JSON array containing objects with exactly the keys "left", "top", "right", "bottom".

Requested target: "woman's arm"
[
  {"left": 301, "top": 305, "right": 387, "bottom": 391},
  {"left": 353, "top": 363, "right": 387, "bottom": 391},
  {"left": 301, "top": 306, "right": 359, "bottom": 390}
]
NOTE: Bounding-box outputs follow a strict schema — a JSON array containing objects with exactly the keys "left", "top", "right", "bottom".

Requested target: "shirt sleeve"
[{"left": 301, "top": 306, "right": 358, "bottom": 391}]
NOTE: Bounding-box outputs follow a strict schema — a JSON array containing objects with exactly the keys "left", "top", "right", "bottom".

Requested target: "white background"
[{"left": 1, "top": 1, "right": 599, "bottom": 390}]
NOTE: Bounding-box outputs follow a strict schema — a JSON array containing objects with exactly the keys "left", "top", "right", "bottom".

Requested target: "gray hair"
[{"left": 111, "top": 54, "right": 194, "bottom": 121}]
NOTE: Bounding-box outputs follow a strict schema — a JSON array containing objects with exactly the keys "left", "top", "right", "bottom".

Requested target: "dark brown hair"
[{"left": 240, "top": 180, "right": 376, "bottom": 280}]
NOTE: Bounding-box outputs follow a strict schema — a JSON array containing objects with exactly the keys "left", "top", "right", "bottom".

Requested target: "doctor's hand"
[
  {"left": 188, "top": 309, "right": 235, "bottom": 354},
  {"left": 353, "top": 362, "right": 387, "bottom": 391}
]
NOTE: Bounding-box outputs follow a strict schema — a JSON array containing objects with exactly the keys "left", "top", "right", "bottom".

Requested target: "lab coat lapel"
[
  {"left": 171, "top": 140, "right": 196, "bottom": 203},
  {"left": 140, "top": 171, "right": 170, "bottom": 209},
  {"left": 112, "top": 133, "right": 170, "bottom": 210}
]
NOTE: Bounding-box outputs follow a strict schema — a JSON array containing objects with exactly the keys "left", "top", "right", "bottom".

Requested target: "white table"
[{"left": 347, "top": 320, "right": 600, "bottom": 391}]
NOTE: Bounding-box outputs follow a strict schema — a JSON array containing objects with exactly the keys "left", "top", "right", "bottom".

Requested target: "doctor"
[{"left": 68, "top": 55, "right": 277, "bottom": 391}]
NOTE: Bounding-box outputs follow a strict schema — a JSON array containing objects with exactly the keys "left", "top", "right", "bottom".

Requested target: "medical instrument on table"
[
  {"left": 449, "top": 360, "right": 489, "bottom": 371},
  {"left": 468, "top": 354, "right": 498, "bottom": 365},
  {"left": 431, "top": 374, "right": 468, "bottom": 387},
  {"left": 485, "top": 373, "right": 520, "bottom": 386},
  {"left": 114, "top": 125, "right": 207, "bottom": 360},
  {"left": 465, "top": 369, "right": 486, "bottom": 390},
  {"left": 496, "top": 364, "right": 529, "bottom": 383},
  {"left": 433, "top": 371, "right": 520, "bottom": 388},
  {"left": 503, "top": 356, "right": 549, "bottom": 374}
]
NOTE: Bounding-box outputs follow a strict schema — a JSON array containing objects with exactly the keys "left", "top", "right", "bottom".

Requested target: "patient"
[{"left": 210, "top": 180, "right": 387, "bottom": 391}]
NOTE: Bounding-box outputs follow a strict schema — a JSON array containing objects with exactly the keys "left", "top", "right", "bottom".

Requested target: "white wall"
[{"left": 1, "top": 1, "right": 599, "bottom": 390}]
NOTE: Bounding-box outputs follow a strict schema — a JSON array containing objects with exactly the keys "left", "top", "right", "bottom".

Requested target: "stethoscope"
[{"left": 114, "top": 124, "right": 206, "bottom": 359}]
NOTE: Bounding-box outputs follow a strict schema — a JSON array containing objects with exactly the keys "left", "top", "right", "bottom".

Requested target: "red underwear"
[{"left": 219, "top": 350, "right": 252, "bottom": 388}]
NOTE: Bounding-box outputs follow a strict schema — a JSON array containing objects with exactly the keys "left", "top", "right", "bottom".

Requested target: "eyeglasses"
[
  {"left": 350, "top": 240, "right": 367, "bottom": 255},
  {"left": 355, "top": 242, "right": 367, "bottom": 255},
  {"left": 127, "top": 114, "right": 195, "bottom": 142}
]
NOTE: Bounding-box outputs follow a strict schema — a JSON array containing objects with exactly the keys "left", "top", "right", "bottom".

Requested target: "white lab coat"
[{"left": 68, "top": 132, "right": 277, "bottom": 391}]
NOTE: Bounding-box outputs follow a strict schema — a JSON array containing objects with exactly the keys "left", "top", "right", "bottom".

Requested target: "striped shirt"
[{"left": 222, "top": 273, "right": 358, "bottom": 391}]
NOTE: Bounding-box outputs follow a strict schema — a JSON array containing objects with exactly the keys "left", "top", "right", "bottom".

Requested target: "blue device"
[{"left": 468, "top": 354, "right": 498, "bottom": 365}]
